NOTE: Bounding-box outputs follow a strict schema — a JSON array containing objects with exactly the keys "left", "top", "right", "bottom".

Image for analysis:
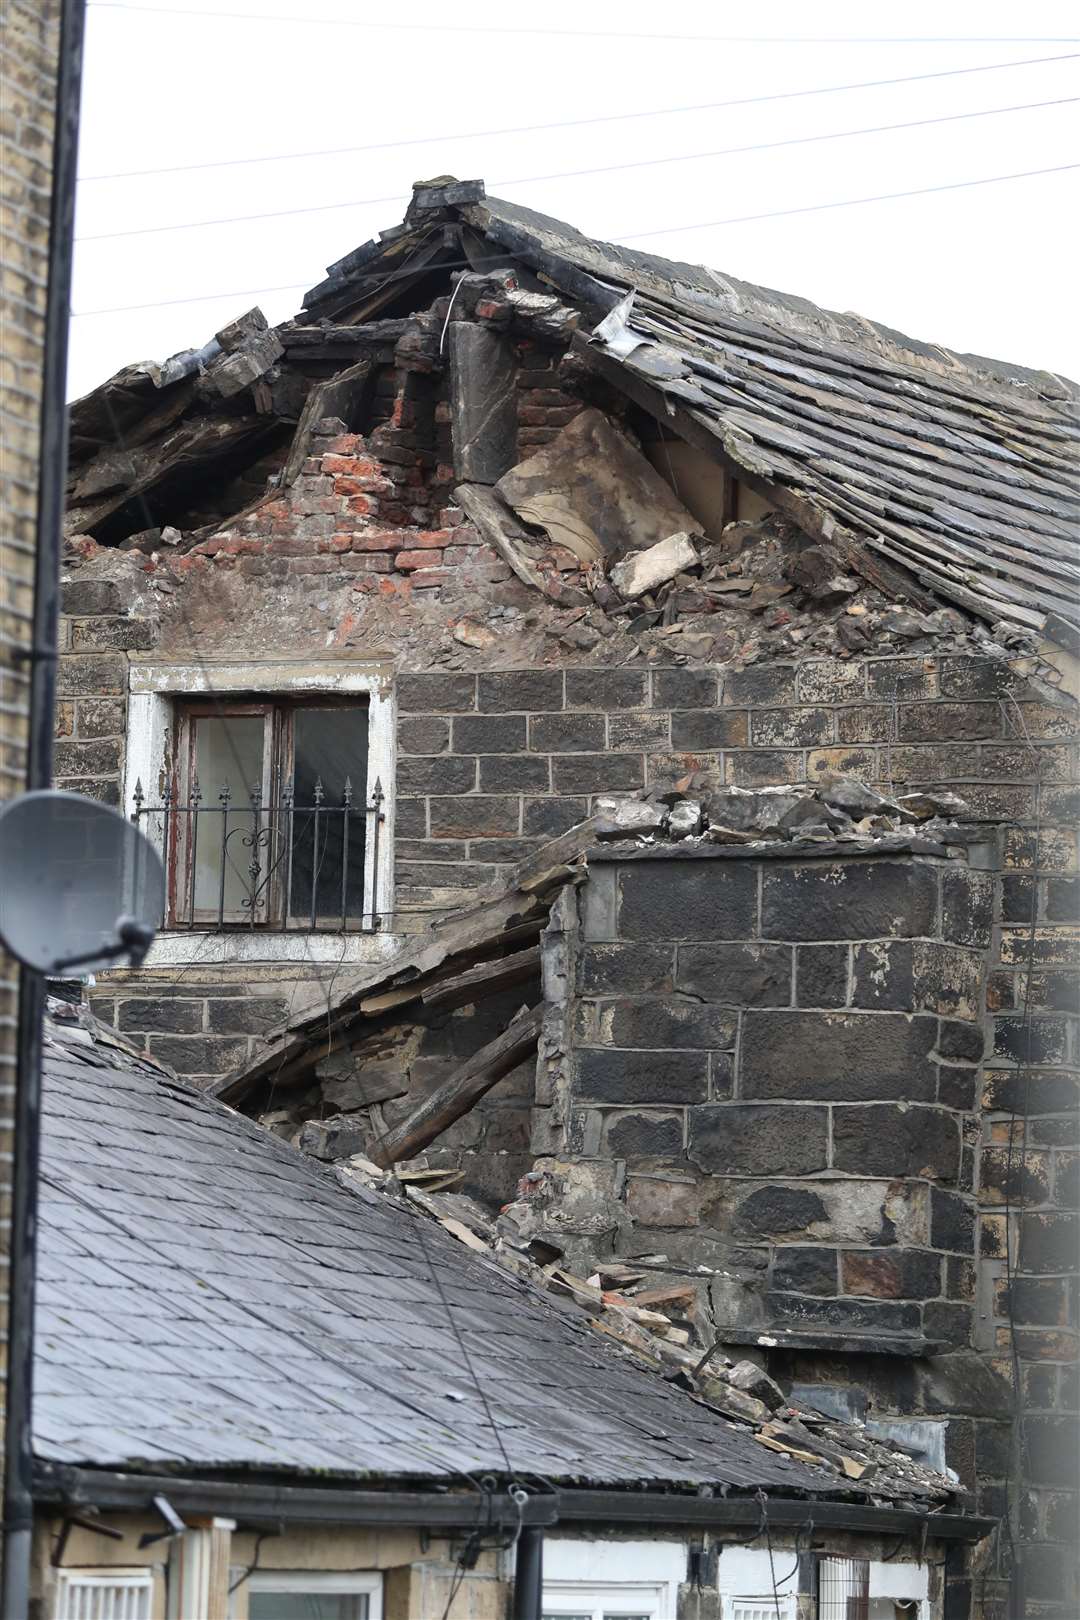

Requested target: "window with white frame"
[
  {"left": 542, "top": 1583, "right": 666, "bottom": 1620},
  {"left": 53, "top": 1568, "right": 153, "bottom": 1620},
  {"left": 726, "top": 1599, "right": 796, "bottom": 1620},
  {"left": 230, "top": 1569, "right": 382, "bottom": 1620},
  {"left": 125, "top": 663, "right": 394, "bottom": 956},
  {"left": 541, "top": 1538, "right": 684, "bottom": 1620}
]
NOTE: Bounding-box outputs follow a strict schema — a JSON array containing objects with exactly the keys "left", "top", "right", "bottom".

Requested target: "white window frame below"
[
  {"left": 542, "top": 1579, "right": 669, "bottom": 1619},
  {"left": 541, "top": 1539, "right": 684, "bottom": 1620},
  {"left": 54, "top": 1567, "right": 154, "bottom": 1620},
  {"left": 233, "top": 1568, "right": 383, "bottom": 1618},
  {"left": 125, "top": 660, "right": 398, "bottom": 966}
]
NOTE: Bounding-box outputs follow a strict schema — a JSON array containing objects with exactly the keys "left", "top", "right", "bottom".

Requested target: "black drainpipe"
[
  {"left": 512, "top": 1526, "right": 544, "bottom": 1620},
  {"left": 2, "top": 2, "right": 86, "bottom": 1614}
]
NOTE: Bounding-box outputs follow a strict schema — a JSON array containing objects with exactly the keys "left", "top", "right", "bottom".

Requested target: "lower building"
[{"left": 34, "top": 1005, "right": 989, "bottom": 1619}]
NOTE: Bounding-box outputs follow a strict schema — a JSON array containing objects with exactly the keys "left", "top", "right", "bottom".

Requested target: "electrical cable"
[
  {"left": 75, "top": 94, "right": 1080, "bottom": 243},
  {"left": 86, "top": 5, "right": 1080, "bottom": 46},
  {"left": 620, "top": 160, "right": 1080, "bottom": 240},
  {"left": 75, "top": 52, "right": 1080, "bottom": 185},
  {"left": 71, "top": 247, "right": 477, "bottom": 318},
  {"left": 71, "top": 161, "right": 1080, "bottom": 318}
]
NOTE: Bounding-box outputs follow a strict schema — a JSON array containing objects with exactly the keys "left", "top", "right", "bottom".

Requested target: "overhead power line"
[
  {"left": 621, "top": 160, "right": 1080, "bottom": 240},
  {"left": 76, "top": 52, "right": 1080, "bottom": 183},
  {"left": 87, "top": 4, "right": 1080, "bottom": 45},
  {"left": 74, "top": 94, "right": 1079, "bottom": 244},
  {"left": 71, "top": 161, "right": 1080, "bottom": 319}
]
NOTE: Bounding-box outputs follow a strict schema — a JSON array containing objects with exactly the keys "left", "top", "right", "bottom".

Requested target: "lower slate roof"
[{"left": 38, "top": 1012, "right": 936, "bottom": 1500}]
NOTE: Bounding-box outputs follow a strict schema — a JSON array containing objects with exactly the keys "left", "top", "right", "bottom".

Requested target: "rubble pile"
[
  {"left": 593, "top": 776, "right": 970, "bottom": 850},
  {"left": 333, "top": 1153, "right": 955, "bottom": 1506}
]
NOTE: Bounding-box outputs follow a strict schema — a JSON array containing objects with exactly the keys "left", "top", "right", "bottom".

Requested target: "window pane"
[
  {"left": 248, "top": 1594, "right": 368, "bottom": 1620},
  {"left": 192, "top": 716, "right": 265, "bottom": 917},
  {"left": 289, "top": 707, "right": 368, "bottom": 923}
]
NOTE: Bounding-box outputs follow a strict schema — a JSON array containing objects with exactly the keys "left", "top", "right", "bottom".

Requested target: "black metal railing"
[{"left": 132, "top": 775, "right": 385, "bottom": 932}]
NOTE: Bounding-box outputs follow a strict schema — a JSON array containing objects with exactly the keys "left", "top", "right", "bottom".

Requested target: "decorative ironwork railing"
[{"left": 132, "top": 776, "right": 385, "bottom": 932}]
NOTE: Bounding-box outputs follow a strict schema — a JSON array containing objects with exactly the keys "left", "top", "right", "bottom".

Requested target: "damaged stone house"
[{"left": 53, "top": 180, "right": 1078, "bottom": 1618}]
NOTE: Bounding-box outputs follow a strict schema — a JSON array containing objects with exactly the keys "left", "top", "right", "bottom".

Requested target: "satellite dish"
[{"left": 0, "top": 790, "right": 165, "bottom": 975}]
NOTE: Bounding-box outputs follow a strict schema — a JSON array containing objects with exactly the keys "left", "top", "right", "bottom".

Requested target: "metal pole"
[
  {"left": 3, "top": 3, "right": 86, "bottom": 1614},
  {"left": 511, "top": 1527, "right": 544, "bottom": 1620}
]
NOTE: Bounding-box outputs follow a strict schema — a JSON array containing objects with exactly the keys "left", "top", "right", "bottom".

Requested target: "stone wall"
[
  {"left": 551, "top": 845, "right": 988, "bottom": 1354},
  {"left": 56, "top": 618, "right": 1078, "bottom": 1617}
]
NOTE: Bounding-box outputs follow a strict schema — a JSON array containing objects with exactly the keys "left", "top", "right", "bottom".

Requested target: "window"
[
  {"left": 125, "top": 662, "right": 395, "bottom": 957},
  {"left": 728, "top": 1601, "right": 796, "bottom": 1620},
  {"left": 54, "top": 1569, "right": 153, "bottom": 1620},
  {"left": 542, "top": 1587, "right": 661, "bottom": 1620},
  {"left": 236, "top": 1570, "right": 382, "bottom": 1620},
  {"left": 817, "top": 1557, "right": 869, "bottom": 1620},
  {"left": 144, "top": 698, "right": 378, "bottom": 931},
  {"left": 541, "top": 1539, "right": 684, "bottom": 1620}
]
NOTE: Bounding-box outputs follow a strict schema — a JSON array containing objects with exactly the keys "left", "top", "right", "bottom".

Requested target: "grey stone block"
[
  {"left": 479, "top": 755, "right": 550, "bottom": 792},
  {"left": 832, "top": 1105, "right": 960, "bottom": 1180},
  {"left": 452, "top": 713, "right": 526, "bottom": 754},
  {"left": 566, "top": 669, "right": 647, "bottom": 710},
  {"left": 591, "top": 998, "right": 737, "bottom": 1051},
  {"left": 762, "top": 860, "right": 936, "bottom": 941},
  {"left": 523, "top": 796, "right": 588, "bottom": 836},
  {"left": 652, "top": 668, "right": 717, "bottom": 709},
  {"left": 553, "top": 753, "right": 643, "bottom": 794},
  {"left": 397, "top": 715, "right": 450, "bottom": 755},
  {"left": 397, "top": 755, "right": 476, "bottom": 795},
  {"left": 397, "top": 673, "right": 476, "bottom": 712},
  {"left": 56, "top": 654, "right": 127, "bottom": 696},
  {"left": 740, "top": 1011, "right": 937, "bottom": 1102},
  {"left": 795, "top": 944, "right": 850, "bottom": 1007},
  {"left": 529, "top": 712, "right": 605, "bottom": 753},
  {"left": 477, "top": 671, "right": 563, "bottom": 713},
  {"left": 930, "top": 1188, "right": 977, "bottom": 1253},
  {"left": 688, "top": 1104, "right": 829, "bottom": 1175},
  {"left": 603, "top": 1111, "right": 686, "bottom": 1159},
  {"left": 617, "top": 860, "right": 757, "bottom": 941},
  {"left": 576, "top": 1049, "right": 708, "bottom": 1105},
  {"left": 771, "top": 1247, "right": 838, "bottom": 1296},
  {"left": 852, "top": 941, "right": 914, "bottom": 1010},
  {"left": 941, "top": 868, "right": 993, "bottom": 947},
  {"left": 578, "top": 943, "right": 675, "bottom": 995},
  {"left": 117, "top": 999, "right": 203, "bottom": 1035},
  {"left": 677, "top": 942, "right": 791, "bottom": 1006}
]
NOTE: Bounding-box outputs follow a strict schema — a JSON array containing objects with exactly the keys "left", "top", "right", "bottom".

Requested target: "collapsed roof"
[
  {"left": 67, "top": 179, "right": 1080, "bottom": 651},
  {"left": 38, "top": 1004, "right": 974, "bottom": 1518}
]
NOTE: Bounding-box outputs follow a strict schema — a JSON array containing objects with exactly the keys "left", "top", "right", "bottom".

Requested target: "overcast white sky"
[{"left": 68, "top": 0, "right": 1080, "bottom": 399}]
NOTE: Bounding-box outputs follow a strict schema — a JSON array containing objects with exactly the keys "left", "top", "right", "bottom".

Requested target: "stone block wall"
[
  {"left": 549, "top": 846, "right": 989, "bottom": 1355},
  {"left": 54, "top": 612, "right": 1077, "bottom": 1617}
]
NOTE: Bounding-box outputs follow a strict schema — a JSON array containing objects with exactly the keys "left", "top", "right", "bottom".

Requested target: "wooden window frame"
[{"left": 167, "top": 695, "right": 370, "bottom": 932}]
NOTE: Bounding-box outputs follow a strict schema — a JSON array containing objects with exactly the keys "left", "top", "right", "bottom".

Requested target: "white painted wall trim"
[{"left": 125, "top": 662, "right": 395, "bottom": 965}]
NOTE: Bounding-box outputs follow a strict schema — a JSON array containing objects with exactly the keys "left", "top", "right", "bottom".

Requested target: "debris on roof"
[{"left": 38, "top": 1004, "right": 964, "bottom": 1508}]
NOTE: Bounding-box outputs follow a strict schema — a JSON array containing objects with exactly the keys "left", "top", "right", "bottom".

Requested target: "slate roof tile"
[{"left": 37, "top": 1021, "right": 949, "bottom": 1502}]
